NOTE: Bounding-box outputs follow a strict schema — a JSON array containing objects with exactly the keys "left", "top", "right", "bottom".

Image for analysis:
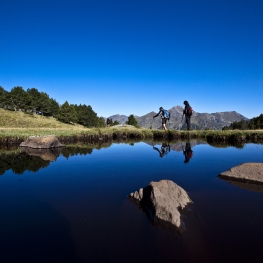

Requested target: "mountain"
[
  {"left": 107, "top": 114, "right": 129, "bottom": 124},
  {"left": 106, "top": 106, "right": 248, "bottom": 130}
]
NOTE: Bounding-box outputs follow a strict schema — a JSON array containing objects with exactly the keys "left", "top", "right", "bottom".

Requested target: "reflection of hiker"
[
  {"left": 153, "top": 143, "right": 170, "bottom": 158},
  {"left": 183, "top": 142, "right": 193, "bottom": 163},
  {"left": 182, "top": 101, "right": 193, "bottom": 131},
  {"left": 153, "top": 107, "right": 170, "bottom": 130}
]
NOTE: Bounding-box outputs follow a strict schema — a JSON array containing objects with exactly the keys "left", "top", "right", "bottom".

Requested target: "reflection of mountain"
[
  {"left": 107, "top": 114, "right": 128, "bottom": 124},
  {"left": 147, "top": 141, "right": 207, "bottom": 152},
  {"left": 21, "top": 147, "right": 62, "bottom": 161}
]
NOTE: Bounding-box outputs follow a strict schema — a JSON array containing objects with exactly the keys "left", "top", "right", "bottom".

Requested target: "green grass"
[
  {"left": 0, "top": 108, "right": 87, "bottom": 129},
  {"left": 1, "top": 109, "right": 263, "bottom": 143}
]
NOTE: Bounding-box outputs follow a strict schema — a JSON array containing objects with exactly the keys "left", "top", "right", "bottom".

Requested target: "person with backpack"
[
  {"left": 182, "top": 101, "right": 193, "bottom": 131},
  {"left": 153, "top": 107, "right": 170, "bottom": 130},
  {"left": 106, "top": 118, "right": 111, "bottom": 127}
]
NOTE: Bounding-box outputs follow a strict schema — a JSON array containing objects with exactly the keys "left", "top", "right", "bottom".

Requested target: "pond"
[{"left": 0, "top": 141, "right": 263, "bottom": 263}]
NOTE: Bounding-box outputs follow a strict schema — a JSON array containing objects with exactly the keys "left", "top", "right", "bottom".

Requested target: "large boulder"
[
  {"left": 129, "top": 180, "right": 192, "bottom": 229},
  {"left": 219, "top": 163, "right": 263, "bottom": 184},
  {"left": 19, "top": 135, "right": 64, "bottom": 149}
]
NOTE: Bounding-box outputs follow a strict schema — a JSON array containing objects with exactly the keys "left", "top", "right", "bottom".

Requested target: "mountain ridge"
[{"left": 107, "top": 106, "right": 248, "bottom": 130}]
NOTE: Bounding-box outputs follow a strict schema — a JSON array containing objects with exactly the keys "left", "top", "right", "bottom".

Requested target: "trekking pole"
[
  {"left": 179, "top": 114, "right": 184, "bottom": 130},
  {"left": 151, "top": 117, "right": 154, "bottom": 129}
]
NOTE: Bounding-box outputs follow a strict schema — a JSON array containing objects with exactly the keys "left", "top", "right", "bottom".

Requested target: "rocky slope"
[{"left": 108, "top": 106, "right": 248, "bottom": 130}]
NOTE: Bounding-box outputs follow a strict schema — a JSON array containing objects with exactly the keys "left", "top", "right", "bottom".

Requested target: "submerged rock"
[
  {"left": 219, "top": 163, "right": 263, "bottom": 184},
  {"left": 19, "top": 135, "right": 64, "bottom": 149},
  {"left": 129, "top": 180, "right": 192, "bottom": 229}
]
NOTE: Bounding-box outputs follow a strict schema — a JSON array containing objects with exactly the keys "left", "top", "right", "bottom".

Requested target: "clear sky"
[{"left": 1, "top": 0, "right": 262, "bottom": 118}]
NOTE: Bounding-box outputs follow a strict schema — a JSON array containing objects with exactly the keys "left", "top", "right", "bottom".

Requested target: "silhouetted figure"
[
  {"left": 182, "top": 101, "right": 193, "bottom": 131},
  {"left": 106, "top": 118, "right": 111, "bottom": 127},
  {"left": 153, "top": 143, "right": 170, "bottom": 158},
  {"left": 183, "top": 142, "right": 193, "bottom": 163}
]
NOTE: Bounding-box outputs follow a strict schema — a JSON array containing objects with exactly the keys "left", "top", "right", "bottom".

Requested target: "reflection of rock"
[
  {"left": 19, "top": 135, "right": 64, "bottom": 149},
  {"left": 219, "top": 163, "right": 263, "bottom": 184},
  {"left": 221, "top": 179, "right": 263, "bottom": 193},
  {"left": 21, "top": 147, "right": 62, "bottom": 161},
  {"left": 129, "top": 180, "right": 192, "bottom": 229}
]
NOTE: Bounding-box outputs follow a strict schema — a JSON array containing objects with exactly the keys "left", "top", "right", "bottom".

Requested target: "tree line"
[
  {"left": 0, "top": 86, "right": 106, "bottom": 127},
  {"left": 222, "top": 114, "right": 263, "bottom": 130},
  {"left": 106, "top": 114, "right": 139, "bottom": 127}
]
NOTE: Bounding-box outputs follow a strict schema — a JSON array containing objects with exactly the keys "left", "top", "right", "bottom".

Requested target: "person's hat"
[{"left": 159, "top": 107, "right": 163, "bottom": 110}]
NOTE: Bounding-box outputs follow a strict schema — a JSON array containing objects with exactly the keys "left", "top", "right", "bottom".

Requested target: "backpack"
[
  {"left": 163, "top": 109, "right": 170, "bottom": 119},
  {"left": 187, "top": 107, "right": 193, "bottom": 116}
]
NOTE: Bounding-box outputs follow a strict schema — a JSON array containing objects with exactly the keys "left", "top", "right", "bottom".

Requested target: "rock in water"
[
  {"left": 219, "top": 163, "right": 263, "bottom": 184},
  {"left": 129, "top": 180, "right": 192, "bottom": 229},
  {"left": 19, "top": 135, "right": 64, "bottom": 149}
]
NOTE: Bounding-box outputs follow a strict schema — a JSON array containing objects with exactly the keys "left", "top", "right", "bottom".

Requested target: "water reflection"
[
  {"left": 0, "top": 146, "right": 94, "bottom": 175},
  {"left": 219, "top": 178, "right": 263, "bottom": 193},
  {"left": 207, "top": 141, "right": 245, "bottom": 149},
  {"left": 0, "top": 151, "right": 51, "bottom": 175},
  {"left": 151, "top": 141, "right": 198, "bottom": 163},
  {"left": 1, "top": 141, "right": 263, "bottom": 262},
  {"left": 21, "top": 147, "right": 61, "bottom": 161},
  {"left": 1, "top": 140, "right": 245, "bottom": 175},
  {"left": 153, "top": 143, "right": 171, "bottom": 158},
  {"left": 183, "top": 141, "right": 194, "bottom": 164}
]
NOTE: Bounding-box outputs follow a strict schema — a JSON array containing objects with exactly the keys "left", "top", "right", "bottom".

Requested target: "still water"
[{"left": 1, "top": 141, "right": 263, "bottom": 263}]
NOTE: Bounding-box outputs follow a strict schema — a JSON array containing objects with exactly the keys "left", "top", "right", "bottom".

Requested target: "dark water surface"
[{"left": 1, "top": 141, "right": 263, "bottom": 263}]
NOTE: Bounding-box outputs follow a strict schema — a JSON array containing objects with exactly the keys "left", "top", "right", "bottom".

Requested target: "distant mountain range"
[{"left": 107, "top": 106, "right": 248, "bottom": 130}]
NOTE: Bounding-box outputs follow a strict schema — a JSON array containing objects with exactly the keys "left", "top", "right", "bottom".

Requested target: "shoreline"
[{"left": 1, "top": 127, "right": 263, "bottom": 145}]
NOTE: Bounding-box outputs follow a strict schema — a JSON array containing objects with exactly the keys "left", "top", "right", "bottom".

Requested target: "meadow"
[{"left": 1, "top": 108, "right": 263, "bottom": 144}]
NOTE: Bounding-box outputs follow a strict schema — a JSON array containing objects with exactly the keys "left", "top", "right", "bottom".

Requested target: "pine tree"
[
  {"left": 38, "top": 92, "right": 52, "bottom": 115},
  {"left": 0, "top": 86, "right": 9, "bottom": 109},
  {"left": 27, "top": 88, "right": 40, "bottom": 113},
  {"left": 75, "top": 104, "right": 99, "bottom": 127},
  {"left": 9, "top": 86, "right": 31, "bottom": 111},
  {"left": 249, "top": 114, "right": 263, "bottom": 129},
  {"left": 126, "top": 114, "right": 139, "bottom": 127},
  {"left": 98, "top": 117, "right": 106, "bottom": 127},
  {"left": 57, "top": 101, "right": 78, "bottom": 124},
  {"left": 112, "top": 120, "right": 120, "bottom": 126},
  {"left": 49, "top": 98, "right": 60, "bottom": 117}
]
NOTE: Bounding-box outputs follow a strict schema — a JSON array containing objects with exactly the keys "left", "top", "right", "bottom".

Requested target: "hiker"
[
  {"left": 153, "top": 107, "right": 170, "bottom": 130},
  {"left": 106, "top": 118, "right": 111, "bottom": 127},
  {"left": 182, "top": 101, "right": 193, "bottom": 131},
  {"left": 153, "top": 143, "right": 170, "bottom": 158},
  {"left": 183, "top": 141, "right": 193, "bottom": 163}
]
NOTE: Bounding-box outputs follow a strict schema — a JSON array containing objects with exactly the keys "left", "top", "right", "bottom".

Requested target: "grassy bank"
[
  {"left": 1, "top": 109, "right": 263, "bottom": 144},
  {"left": 1, "top": 127, "right": 263, "bottom": 145}
]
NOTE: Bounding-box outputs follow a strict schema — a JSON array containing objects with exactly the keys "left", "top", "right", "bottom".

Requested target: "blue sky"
[{"left": 1, "top": 0, "right": 262, "bottom": 118}]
